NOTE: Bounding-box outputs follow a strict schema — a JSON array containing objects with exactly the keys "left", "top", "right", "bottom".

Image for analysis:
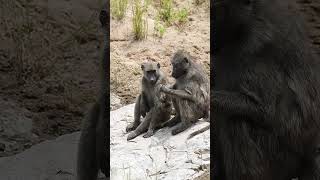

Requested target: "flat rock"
[
  {"left": 0, "top": 98, "right": 33, "bottom": 137},
  {"left": 110, "top": 104, "right": 210, "bottom": 180}
]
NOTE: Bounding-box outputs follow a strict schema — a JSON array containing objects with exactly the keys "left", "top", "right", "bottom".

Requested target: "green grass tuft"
[
  {"left": 111, "top": 0, "right": 129, "bottom": 20},
  {"left": 132, "top": 0, "right": 149, "bottom": 40}
]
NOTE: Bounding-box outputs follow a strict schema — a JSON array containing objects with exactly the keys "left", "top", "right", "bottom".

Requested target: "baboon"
[
  {"left": 213, "top": 0, "right": 320, "bottom": 179},
  {"left": 160, "top": 50, "right": 210, "bottom": 135},
  {"left": 76, "top": 3, "right": 109, "bottom": 180},
  {"left": 126, "top": 61, "right": 172, "bottom": 141}
]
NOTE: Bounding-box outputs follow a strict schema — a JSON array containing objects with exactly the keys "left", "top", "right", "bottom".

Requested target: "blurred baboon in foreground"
[
  {"left": 77, "top": 3, "right": 109, "bottom": 180},
  {"left": 213, "top": 0, "right": 320, "bottom": 179}
]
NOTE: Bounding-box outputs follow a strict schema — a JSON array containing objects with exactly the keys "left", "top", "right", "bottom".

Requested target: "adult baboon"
[
  {"left": 76, "top": 3, "right": 109, "bottom": 180},
  {"left": 126, "top": 61, "right": 172, "bottom": 141},
  {"left": 160, "top": 50, "right": 210, "bottom": 135},
  {"left": 213, "top": 0, "right": 320, "bottom": 179}
]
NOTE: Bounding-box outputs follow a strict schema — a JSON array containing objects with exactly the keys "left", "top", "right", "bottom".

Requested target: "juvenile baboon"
[
  {"left": 126, "top": 61, "right": 172, "bottom": 141},
  {"left": 76, "top": 3, "right": 109, "bottom": 180},
  {"left": 160, "top": 50, "right": 210, "bottom": 135},
  {"left": 213, "top": 0, "right": 320, "bottom": 179}
]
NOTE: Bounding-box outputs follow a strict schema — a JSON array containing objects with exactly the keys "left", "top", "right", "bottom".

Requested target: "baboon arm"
[
  {"left": 213, "top": 90, "right": 270, "bottom": 126},
  {"left": 163, "top": 88, "right": 195, "bottom": 102}
]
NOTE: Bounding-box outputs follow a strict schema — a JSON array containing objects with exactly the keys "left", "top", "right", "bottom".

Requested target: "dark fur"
[
  {"left": 76, "top": 3, "right": 109, "bottom": 180},
  {"left": 126, "top": 61, "right": 172, "bottom": 140},
  {"left": 160, "top": 50, "right": 210, "bottom": 135},
  {"left": 213, "top": 0, "right": 320, "bottom": 179}
]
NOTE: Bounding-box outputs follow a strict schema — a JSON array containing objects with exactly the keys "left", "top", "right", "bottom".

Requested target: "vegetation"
[
  {"left": 155, "top": 0, "right": 189, "bottom": 35},
  {"left": 174, "top": 8, "right": 188, "bottom": 25},
  {"left": 154, "top": 20, "right": 166, "bottom": 38},
  {"left": 158, "top": 0, "right": 174, "bottom": 25},
  {"left": 111, "top": 0, "right": 129, "bottom": 20},
  {"left": 132, "top": 0, "right": 149, "bottom": 40}
]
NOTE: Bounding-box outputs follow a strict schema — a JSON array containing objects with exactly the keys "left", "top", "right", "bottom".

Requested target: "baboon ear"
[
  {"left": 184, "top": 57, "right": 189, "bottom": 63},
  {"left": 141, "top": 64, "right": 145, "bottom": 70},
  {"left": 157, "top": 63, "right": 160, "bottom": 69}
]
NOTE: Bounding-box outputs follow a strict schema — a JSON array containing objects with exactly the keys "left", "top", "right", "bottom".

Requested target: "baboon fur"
[
  {"left": 76, "top": 3, "right": 109, "bottom": 180},
  {"left": 213, "top": 0, "right": 320, "bottom": 179},
  {"left": 126, "top": 61, "right": 172, "bottom": 140},
  {"left": 160, "top": 50, "right": 210, "bottom": 135}
]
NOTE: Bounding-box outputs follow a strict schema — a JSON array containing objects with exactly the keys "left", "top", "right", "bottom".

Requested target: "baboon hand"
[
  {"left": 159, "top": 93, "right": 166, "bottom": 102},
  {"left": 160, "top": 85, "right": 171, "bottom": 93}
]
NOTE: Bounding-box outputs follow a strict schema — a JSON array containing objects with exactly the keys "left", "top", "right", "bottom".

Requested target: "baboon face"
[
  {"left": 141, "top": 62, "right": 160, "bottom": 84},
  {"left": 213, "top": 0, "right": 256, "bottom": 51},
  {"left": 171, "top": 52, "right": 190, "bottom": 79}
]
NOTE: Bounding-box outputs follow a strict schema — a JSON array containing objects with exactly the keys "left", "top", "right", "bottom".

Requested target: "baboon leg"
[
  {"left": 162, "top": 115, "right": 180, "bottom": 127},
  {"left": 96, "top": 97, "right": 108, "bottom": 178},
  {"left": 127, "top": 111, "right": 152, "bottom": 140},
  {"left": 172, "top": 100, "right": 194, "bottom": 135},
  {"left": 77, "top": 103, "right": 100, "bottom": 180},
  {"left": 126, "top": 95, "right": 142, "bottom": 132},
  {"left": 161, "top": 99, "right": 180, "bottom": 127},
  {"left": 140, "top": 93, "right": 148, "bottom": 117},
  {"left": 143, "top": 108, "right": 161, "bottom": 138},
  {"left": 172, "top": 120, "right": 192, "bottom": 135}
]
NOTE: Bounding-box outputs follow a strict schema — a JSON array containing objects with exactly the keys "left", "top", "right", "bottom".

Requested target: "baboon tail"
[
  {"left": 187, "top": 125, "right": 210, "bottom": 139},
  {"left": 77, "top": 103, "right": 100, "bottom": 180}
]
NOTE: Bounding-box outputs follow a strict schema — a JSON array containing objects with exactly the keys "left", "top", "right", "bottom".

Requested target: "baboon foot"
[
  {"left": 126, "top": 122, "right": 139, "bottom": 132},
  {"left": 162, "top": 116, "right": 181, "bottom": 127},
  {"left": 127, "top": 131, "right": 139, "bottom": 141},
  {"left": 172, "top": 122, "right": 191, "bottom": 135},
  {"left": 143, "top": 130, "right": 154, "bottom": 138}
]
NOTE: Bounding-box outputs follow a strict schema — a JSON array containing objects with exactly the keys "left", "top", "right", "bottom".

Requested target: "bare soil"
[{"left": 110, "top": 0, "right": 210, "bottom": 104}]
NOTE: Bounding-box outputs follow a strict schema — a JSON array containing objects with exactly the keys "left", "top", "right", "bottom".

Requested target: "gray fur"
[
  {"left": 126, "top": 61, "right": 172, "bottom": 140},
  {"left": 160, "top": 50, "right": 210, "bottom": 135}
]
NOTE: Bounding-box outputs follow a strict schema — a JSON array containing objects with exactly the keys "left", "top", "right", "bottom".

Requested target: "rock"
[
  {"left": 0, "top": 103, "right": 210, "bottom": 180},
  {"left": 110, "top": 104, "right": 210, "bottom": 180},
  {"left": 110, "top": 93, "right": 122, "bottom": 110},
  {"left": 0, "top": 132, "right": 79, "bottom": 180}
]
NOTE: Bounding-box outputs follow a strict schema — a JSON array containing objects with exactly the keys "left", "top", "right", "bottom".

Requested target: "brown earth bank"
[
  {"left": 0, "top": 0, "right": 319, "bottom": 170},
  {"left": 0, "top": 0, "right": 103, "bottom": 156}
]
